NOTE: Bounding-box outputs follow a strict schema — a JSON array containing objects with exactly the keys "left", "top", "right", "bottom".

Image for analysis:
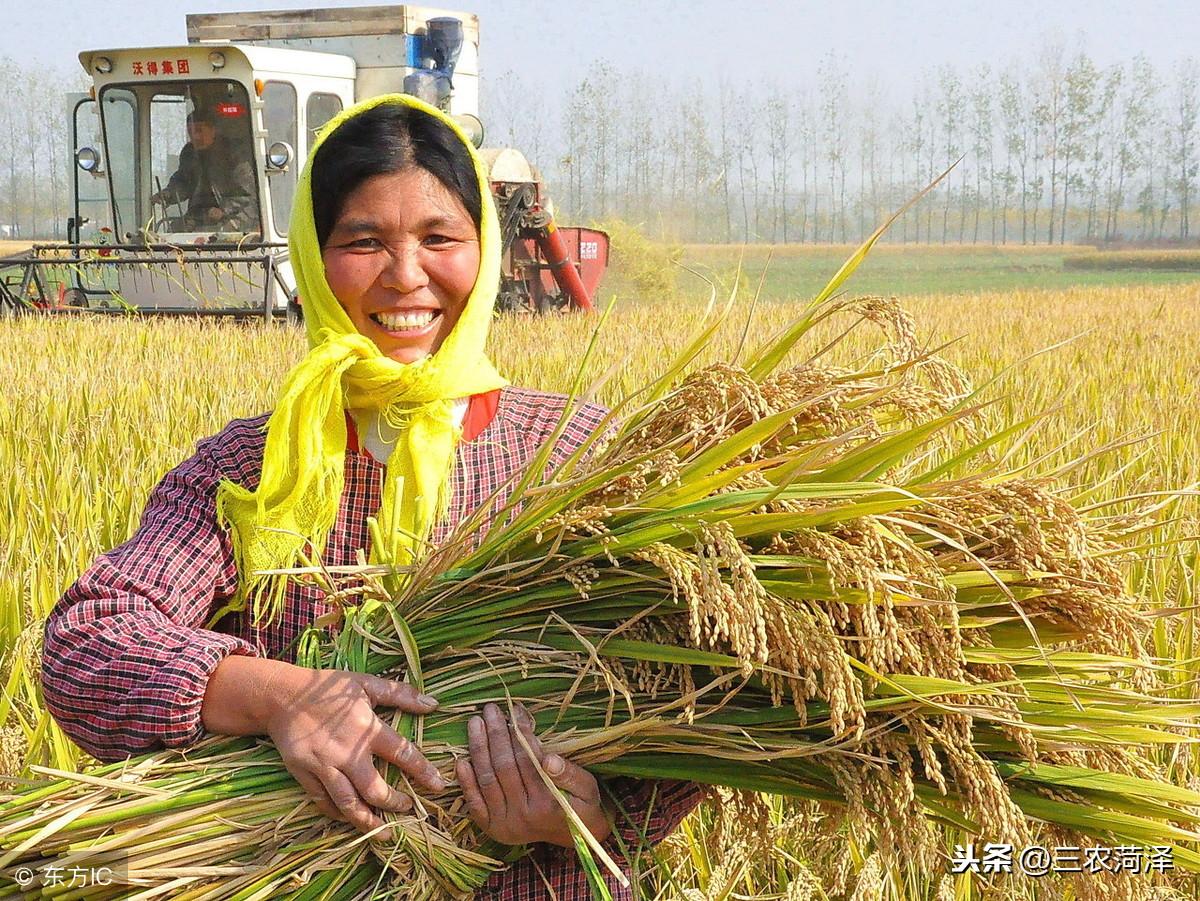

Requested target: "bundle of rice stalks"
[{"left": 2, "top": 227, "right": 1197, "bottom": 900}]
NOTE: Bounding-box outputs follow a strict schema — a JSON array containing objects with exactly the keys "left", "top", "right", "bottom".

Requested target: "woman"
[{"left": 42, "top": 94, "right": 701, "bottom": 897}]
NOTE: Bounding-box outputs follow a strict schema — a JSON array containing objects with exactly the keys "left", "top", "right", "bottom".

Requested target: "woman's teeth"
[{"left": 373, "top": 310, "right": 438, "bottom": 332}]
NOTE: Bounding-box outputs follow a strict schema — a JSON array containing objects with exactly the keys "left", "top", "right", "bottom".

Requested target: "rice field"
[{"left": 1, "top": 251, "right": 1199, "bottom": 898}]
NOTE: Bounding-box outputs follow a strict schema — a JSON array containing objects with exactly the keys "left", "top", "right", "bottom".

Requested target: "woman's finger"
[
  {"left": 345, "top": 753, "right": 414, "bottom": 814},
  {"left": 318, "top": 766, "right": 382, "bottom": 834},
  {"left": 456, "top": 757, "right": 491, "bottom": 832},
  {"left": 543, "top": 753, "right": 600, "bottom": 804},
  {"left": 509, "top": 706, "right": 544, "bottom": 799},
  {"left": 513, "top": 703, "right": 544, "bottom": 756},
  {"left": 290, "top": 766, "right": 345, "bottom": 822},
  {"left": 514, "top": 703, "right": 586, "bottom": 799},
  {"left": 482, "top": 703, "right": 525, "bottom": 800},
  {"left": 357, "top": 674, "right": 439, "bottom": 715},
  {"left": 467, "top": 713, "right": 507, "bottom": 818},
  {"left": 372, "top": 722, "right": 446, "bottom": 795}
]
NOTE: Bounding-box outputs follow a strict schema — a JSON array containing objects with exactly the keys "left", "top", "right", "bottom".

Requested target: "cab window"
[{"left": 307, "top": 93, "right": 343, "bottom": 150}]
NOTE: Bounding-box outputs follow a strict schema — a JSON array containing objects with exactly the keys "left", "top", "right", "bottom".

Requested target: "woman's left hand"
[{"left": 457, "top": 702, "right": 610, "bottom": 848}]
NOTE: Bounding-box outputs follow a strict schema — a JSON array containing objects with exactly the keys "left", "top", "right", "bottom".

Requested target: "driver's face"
[{"left": 187, "top": 122, "right": 216, "bottom": 150}]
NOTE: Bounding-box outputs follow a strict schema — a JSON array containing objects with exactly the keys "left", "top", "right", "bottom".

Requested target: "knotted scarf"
[{"left": 215, "top": 94, "right": 507, "bottom": 623}]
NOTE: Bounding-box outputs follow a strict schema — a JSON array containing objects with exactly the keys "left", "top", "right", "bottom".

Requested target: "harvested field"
[{"left": 1064, "top": 249, "right": 1200, "bottom": 270}]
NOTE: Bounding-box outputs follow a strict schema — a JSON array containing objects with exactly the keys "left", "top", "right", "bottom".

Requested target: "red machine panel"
[{"left": 544, "top": 227, "right": 609, "bottom": 299}]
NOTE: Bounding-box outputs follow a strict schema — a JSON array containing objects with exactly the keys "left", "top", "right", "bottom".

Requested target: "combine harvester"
[{"left": 0, "top": 5, "right": 607, "bottom": 319}]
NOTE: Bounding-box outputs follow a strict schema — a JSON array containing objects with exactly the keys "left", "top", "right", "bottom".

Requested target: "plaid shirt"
[{"left": 43, "top": 386, "right": 703, "bottom": 899}]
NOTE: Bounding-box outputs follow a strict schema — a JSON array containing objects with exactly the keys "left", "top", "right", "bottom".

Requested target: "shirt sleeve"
[
  {"left": 476, "top": 778, "right": 707, "bottom": 899},
  {"left": 221, "top": 159, "right": 259, "bottom": 224},
  {"left": 41, "top": 437, "right": 260, "bottom": 762},
  {"left": 161, "top": 143, "right": 197, "bottom": 204},
  {"left": 599, "top": 778, "right": 708, "bottom": 893}
]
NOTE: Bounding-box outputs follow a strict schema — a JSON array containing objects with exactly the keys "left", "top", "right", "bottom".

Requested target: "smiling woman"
[{"left": 40, "top": 94, "right": 702, "bottom": 898}]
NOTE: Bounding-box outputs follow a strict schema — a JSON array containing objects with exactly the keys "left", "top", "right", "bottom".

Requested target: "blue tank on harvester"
[{"left": 403, "top": 17, "right": 464, "bottom": 112}]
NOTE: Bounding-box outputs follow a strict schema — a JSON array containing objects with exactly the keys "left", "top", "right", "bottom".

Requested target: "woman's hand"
[
  {"left": 456, "top": 702, "right": 610, "bottom": 848},
  {"left": 203, "top": 657, "right": 445, "bottom": 834}
]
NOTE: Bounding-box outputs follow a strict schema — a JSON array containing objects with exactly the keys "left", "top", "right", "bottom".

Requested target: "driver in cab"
[{"left": 150, "top": 108, "right": 257, "bottom": 231}]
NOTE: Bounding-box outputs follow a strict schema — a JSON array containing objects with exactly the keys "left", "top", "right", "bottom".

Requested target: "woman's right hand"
[{"left": 203, "top": 656, "right": 445, "bottom": 834}]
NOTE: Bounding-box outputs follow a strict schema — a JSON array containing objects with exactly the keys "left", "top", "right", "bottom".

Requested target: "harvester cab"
[
  {"left": 1, "top": 6, "right": 607, "bottom": 318},
  {"left": 77, "top": 44, "right": 351, "bottom": 243}
]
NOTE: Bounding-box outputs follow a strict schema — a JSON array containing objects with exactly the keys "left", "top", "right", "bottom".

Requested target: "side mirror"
[
  {"left": 76, "top": 146, "right": 103, "bottom": 175},
  {"left": 266, "top": 141, "right": 294, "bottom": 172}
]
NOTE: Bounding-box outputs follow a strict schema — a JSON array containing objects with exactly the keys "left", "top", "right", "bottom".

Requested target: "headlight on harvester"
[
  {"left": 93, "top": 56, "right": 113, "bottom": 74},
  {"left": 208, "top": 51, "right": 226, "bottom": 70}
]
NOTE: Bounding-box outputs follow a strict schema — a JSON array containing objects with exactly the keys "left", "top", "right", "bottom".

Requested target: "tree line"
[
  {"left": 0, "top": 60, "right": 88, "bottom": 239},
  {"left": 1, "top": 45, "right": 1196, "bottom": 246},
  {"left": 488, "top": 46, "right": 1200, "bottom": 246}
]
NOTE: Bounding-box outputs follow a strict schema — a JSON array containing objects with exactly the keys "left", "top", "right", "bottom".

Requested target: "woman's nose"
[{"left": 378, "top": 244, "right": 429, "bottom": 293}]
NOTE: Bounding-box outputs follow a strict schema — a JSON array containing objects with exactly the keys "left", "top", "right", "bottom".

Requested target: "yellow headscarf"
[{"left": 215, "top": 94, "right": 508, "bottom": 623}]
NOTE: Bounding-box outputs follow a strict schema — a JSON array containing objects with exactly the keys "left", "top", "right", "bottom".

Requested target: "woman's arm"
[
  {"left": 43, "top": 431, "right": 447, "bottom": 832},
  {"left": 41, "top": 440, "right": 257, "bottom": 760}
]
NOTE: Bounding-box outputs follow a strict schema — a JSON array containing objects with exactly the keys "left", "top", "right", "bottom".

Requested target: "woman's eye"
[{"left": 346, "top": 237, "right": 381, "bottom": 249}]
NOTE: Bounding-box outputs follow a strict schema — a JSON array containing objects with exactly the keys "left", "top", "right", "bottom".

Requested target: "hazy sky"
[{"left": 6, "top": 0, "right": 1198, "bottom": 90}]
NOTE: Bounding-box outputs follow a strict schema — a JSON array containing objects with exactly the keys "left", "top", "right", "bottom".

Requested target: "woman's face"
[{"left": 321, "top": 168, "right": 481, "bottom": 364}]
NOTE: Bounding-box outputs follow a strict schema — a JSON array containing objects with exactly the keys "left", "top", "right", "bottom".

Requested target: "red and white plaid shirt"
[{"left": 43, "top": 385, "right": 703, "bottom": 899}]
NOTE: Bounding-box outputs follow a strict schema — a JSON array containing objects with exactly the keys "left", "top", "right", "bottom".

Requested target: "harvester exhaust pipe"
[{"left": 527, "top": 210, "right": 593, "bottom": 312}]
